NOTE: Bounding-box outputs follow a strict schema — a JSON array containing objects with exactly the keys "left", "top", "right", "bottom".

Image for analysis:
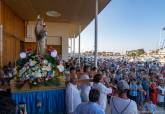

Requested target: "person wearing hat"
[{"left": 109, "top": 80, "right": 138, "bottom": 114}]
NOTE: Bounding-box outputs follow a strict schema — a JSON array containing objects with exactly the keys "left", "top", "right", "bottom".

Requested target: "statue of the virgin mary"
[{"left": 35, "top": 15, "right": 47, "bottom": 55}]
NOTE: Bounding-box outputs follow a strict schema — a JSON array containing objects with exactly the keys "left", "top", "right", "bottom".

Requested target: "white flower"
[
  {"left": 33, "top": 82, "right": 37, "bottom": 85},
  {"left": 20, "top": 52, "right": 26, "bottom": 59},
  {"left": 26, "top": 75, "right": 30, "bottom": 79},
  {"left": 51, "top": 50, "right": 57, "bottom": 57},
  {"left": 35, "top": 71, "right": 42, "bottom": 78},
  {"left": 47, "top": 63, "right": 52, "bottom": 71},
  {"left": 52, "top": 71, "right": 55, "bottom": 77},
  {"left": 43, "top": 60, "right": 48, "bottom": 65},
  {"left": 57, "top": 65, "right": 64, "bottom": 72},
  {"left": 29, "top": 60, "right": 36, "bottom": 67},
  {"left": 42, "top": 66, "right": 47, "bottom": 71}
]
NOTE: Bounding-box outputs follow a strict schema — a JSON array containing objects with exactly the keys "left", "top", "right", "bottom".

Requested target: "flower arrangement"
[{"left": 16, "top": 47, "right": 64, "bottom": 89}]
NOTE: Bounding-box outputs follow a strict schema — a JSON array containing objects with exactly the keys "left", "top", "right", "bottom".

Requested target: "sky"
[{"left": 72, "top": 0, "right": 165, "bottom": 53}]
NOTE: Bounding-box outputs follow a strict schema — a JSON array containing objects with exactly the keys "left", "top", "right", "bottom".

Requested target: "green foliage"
[
  {"left": 44, "top": 54, "right": 58, "bottom": 67},
  {"left": 28, "top": 77, "right": 61, "bottom": 89},
  {"left": 16, "top": 51, "right": 37, "bottom": 70},
  {"left": 136, "top": 49, "right": 145, "bottom": 56},
  {"left": 126, "top": 49, "right": 145, "bottom": 57},
  {"left": 16, "top": 58, "right": 28, "bottom": 70},
  {"left": 43, "top": 78, "right": 61, "bottom": 86}
]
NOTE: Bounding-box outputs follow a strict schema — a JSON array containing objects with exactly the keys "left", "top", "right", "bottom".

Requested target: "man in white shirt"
[
  {"left": 157, "top": 79, "right": 165, "bottom": 108},
  {"left": 66, "top": 67, "right": 77, "bottom": 82},
  {"left": 92, "top": 74, "right": 112, "bottom": 111},
  {"left": 79, "top": 65, "right": 91, "bottom": 102},
  {"left": 109, "top": 80, "right": 138, "bottom": 114},
  {"left": 74, "top": 89, "right": 105, "bottom": 114},
  {"left": 66, "top": 77, "right": 81, "bottom": 114}
]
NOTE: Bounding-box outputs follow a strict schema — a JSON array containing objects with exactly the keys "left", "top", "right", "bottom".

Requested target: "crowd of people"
[
  {"left": 0, "top": 56, "right": 165, "bottom": 114},
  {"left": 65, "top": 57, "right": 165, "bottom": 114}
]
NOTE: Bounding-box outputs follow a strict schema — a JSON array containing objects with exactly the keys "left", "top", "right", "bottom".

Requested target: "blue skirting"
[{"left": 12, "top": 89, "right": 65, "bottom": 114}]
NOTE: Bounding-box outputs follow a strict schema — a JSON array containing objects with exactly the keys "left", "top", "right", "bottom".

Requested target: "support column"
[
  {"left": 94, "top": 0, "right": 98, "bottom": 68},
  {"left": 0, "top": 25, "right": 3, "bottom": 68},
  {"left": 73, "top": 36, "right": 75, "bottom": 57},
  {"left": 70, "top": 38, "right": 73, "bottom": 57},
  {"left": 158, "top": 30, "right": 162, "bottom": 49},
  {"left": 62, "top": 37, "right": 69, "bottom": 60},
  {"left": 78, "top": 26, "right": 81, "bottom": 67},
  {"left": 162, "top": 28, "right": 165, "bottom": 48}
]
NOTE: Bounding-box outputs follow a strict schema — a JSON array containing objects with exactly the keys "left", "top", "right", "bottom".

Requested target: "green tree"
[{"left": 136, "top": 49, "right": 145, "bottom": 56}]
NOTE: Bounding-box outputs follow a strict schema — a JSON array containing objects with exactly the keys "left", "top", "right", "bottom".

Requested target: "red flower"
[
  {"left": 47, "top": 47, "right": 55, "bottom": 53},
  {"left": 26, "top": 47, "right": 33, "bottom": 53}
]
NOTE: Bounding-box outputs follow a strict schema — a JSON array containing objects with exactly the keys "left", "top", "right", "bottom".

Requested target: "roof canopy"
[{"left": 4, "top": 0, "right": 110, "bottom": 37}]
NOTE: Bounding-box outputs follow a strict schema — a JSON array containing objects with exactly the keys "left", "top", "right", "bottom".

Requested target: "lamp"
[{"left": 46, "top": 11, "right": 61, "bottom": 17}]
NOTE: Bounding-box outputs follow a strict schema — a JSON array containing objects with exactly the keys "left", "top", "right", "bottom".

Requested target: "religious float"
[
  {"left": 9, "top": 16, "right": 66, "bottom": 114},
  {"left": 11, "top": 16, "right": 65, "bottom": 92}
]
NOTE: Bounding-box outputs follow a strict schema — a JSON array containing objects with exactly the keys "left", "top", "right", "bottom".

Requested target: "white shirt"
[
  {"left": 66, "top": 83, "right": 81, "bottom": 114},
  {"left": 109, "top": 96, "right": 138, "bottom": 114},
  {"left": 79, "top": 74, "right": 91, "bottom": 102},
  {"left": 92, "top": 82, "right": 112, "bottom": 110},
  {"left": 157, "top": 86, "right": 165, "bottom": 103}
]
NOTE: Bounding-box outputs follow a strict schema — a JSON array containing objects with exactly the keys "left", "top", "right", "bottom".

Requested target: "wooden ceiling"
[{"left": 3, "top": 0, "right": 111, "bottom": 36}]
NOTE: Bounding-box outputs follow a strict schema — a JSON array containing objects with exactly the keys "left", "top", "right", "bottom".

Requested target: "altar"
[{"left": 12, "top": 88, "right": 65, "bottom": 114}]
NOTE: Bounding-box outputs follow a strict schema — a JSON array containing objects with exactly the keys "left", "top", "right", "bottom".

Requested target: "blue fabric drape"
[{"left": 12, "top": 89, "right": 65, "bottom": 114}]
